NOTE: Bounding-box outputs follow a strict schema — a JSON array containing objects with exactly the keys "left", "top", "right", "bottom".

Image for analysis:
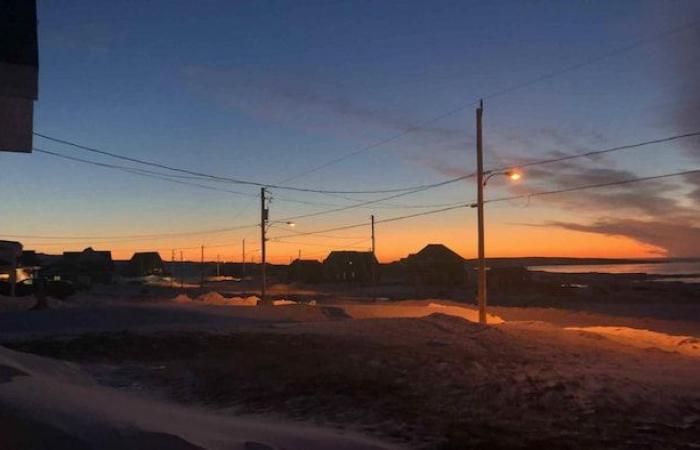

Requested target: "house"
[
  {"left": 406, "top": 244, "right": 466, "bottom": 286},
  {"left": 287, "top": 259, "right": 323, "bottom": 283},
  {"left": 128, "top": 252, "right": 164, "bottom": 277},
  {"left": 0, "top": 240, "right": 22, "bottom": 296},
  {"left": 323, "top": 251, "right": 377, "bottom": 282},
  {"left": 49, "top": 247, "right": 114, "bottom": 285}
]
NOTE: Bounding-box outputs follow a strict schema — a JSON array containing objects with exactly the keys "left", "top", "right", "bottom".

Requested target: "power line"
[
  {"left": 272, "top": 177, "right": 473, "bottom": 222},
  {"left": 2, "top": 222, "right": 258, "bottom": 241},
  {"left": 33, "top": 133, "right": 466, "bottom": 195},
  {"left": 491, "top": 131, "right": 700, "bottom": 173},
  {"left": 38, "top": 146, "right": 450, "bottom": 211},
  {"left": 481, "top": 167, "right": 700, "bottom": 206},
  {"left": 36, "top": 127, "right": 700, "bottom": 207},
  {"left": 272, "top": 131, "right": 700, "bottom": 222},
  {"left": 30, "top": 131, "right": 700, "bottom": 242},
  {"left": 271, "top": 238, "right": 370, "bottom": 249},
  {"left": 275, "top": 18, "right": 700, "bottom": 182},
  {"left": 271, "top": 204, "right": 469, "bottom": 240},
  {"left": 19, "top": 168, "right": 699, "bottom": 253},
  {"left": 272, "top": 167, "right": 700, "bottom": 240}
]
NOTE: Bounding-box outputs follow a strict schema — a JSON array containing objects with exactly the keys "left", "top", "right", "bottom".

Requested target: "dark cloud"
[
  {"left": 684, "top": 172, "right": 700, "bottom": 205},
  {"left": 547, "top": 218, "right": 700, "bottom": 258},
  {"left": 661, "top": 11, "right": 700, "bottom": 160},
  {"left": 510, "top": 161, "right": 692, "bottom": 218},
  {"left": 182, "top": 65, "right": 464, "bottom": 143},
  {"left": 507, "top": 160, "right": 700, "bottom": 256},
  {"left": 431, "top": 156, "right": 699, "bottom": 256}
]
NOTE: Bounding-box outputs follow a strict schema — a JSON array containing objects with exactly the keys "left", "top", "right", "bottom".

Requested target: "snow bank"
[
  {"left": 0, "top": 346, "right": 394, "bottom": 450},
  {"left": 172, "top": 294, "right": 193, "bottom": 304},
  {"left": 170, "top": 292, "right": 260, "bottom": 306},
  {"left": 273, "top": 299, "right": 297, "bottom": 306},
  {"left": 338, "top": 301, "right": 504, "bottom": 324},
  {"left": 566, "top": 326, "right": 700, "bottom": 358}
]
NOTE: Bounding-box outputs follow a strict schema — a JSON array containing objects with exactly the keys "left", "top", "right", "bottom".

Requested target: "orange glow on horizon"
[{"left": 26, "top": 223, "right": 663, "bottom": 264}]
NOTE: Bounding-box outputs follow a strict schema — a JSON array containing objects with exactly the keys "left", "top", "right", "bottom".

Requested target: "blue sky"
[{"left": 2, "top": 0, "right": 699, "bottom": 261}]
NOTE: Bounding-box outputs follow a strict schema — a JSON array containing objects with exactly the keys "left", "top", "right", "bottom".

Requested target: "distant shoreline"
[{"left": 465, "top": 257, "right": 700, "bottom": 268}]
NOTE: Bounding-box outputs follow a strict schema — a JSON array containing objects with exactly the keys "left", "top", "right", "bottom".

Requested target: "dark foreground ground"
[{"left": 6, "top": 311, "right": 700, "bottom": 449}]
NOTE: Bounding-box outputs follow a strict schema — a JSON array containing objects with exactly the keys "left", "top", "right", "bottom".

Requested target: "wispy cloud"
[
  {"left": 182, "top": 65, "right": 464, "bottom": 144},
  {"left": 547, "top": 218, "right": 700, "bottom": 258}
]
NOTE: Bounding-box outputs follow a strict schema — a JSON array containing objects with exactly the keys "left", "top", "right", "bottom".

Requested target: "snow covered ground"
[
  {"left": 0, "top": 345, "right": 396, "bottom": 450},
  {"left": 1, "top": 292, "right": 699, "bottom": 448}
]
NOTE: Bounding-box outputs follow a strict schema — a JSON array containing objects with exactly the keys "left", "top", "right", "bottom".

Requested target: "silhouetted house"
[
  {"left": 288, "top": 259, "right": 323, "bottom": 283},
  {"left": 128, "top": 252, "right": 164, "bottom": 277},
  {"left": 0, "top": 0, "right": 38, "bottom": 152},
  {"left": 50, "top": 247, "right": 114, "bottom": 285},
  {"left": 18, "top": 249, "right": 39, "bottom": 267},
  {"left": 406, "top": 244, "right": 466, "bottom": 286},
  {"left": 323, "top": 251, "right": 377, "bottom": 282},
  {"left": 0, "top": 240, "right": 22, "bottom": 295}
]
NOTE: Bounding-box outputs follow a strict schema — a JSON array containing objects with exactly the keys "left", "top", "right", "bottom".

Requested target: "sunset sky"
[{"left": 2, "top": 0, "right": 699, "bottom": 263}]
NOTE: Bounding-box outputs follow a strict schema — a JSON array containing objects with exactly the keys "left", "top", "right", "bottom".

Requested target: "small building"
[
  {"left": 323, "top": 251, "right": 377, "bottom": 283},
  {"left": 51, "top": 247, "right": 114, "bottom": 285},
  {"left": 406, "top": 244, "right": 466, "bottom": 286},
  {"left": 287, "top": 259, "right": 323, "bottom": 283},
  {"left": 0, "top": 240, "right": 22, "bottom": 296},
  {"left": 128, "top": 252, "right": 165, "bottom": 277}
]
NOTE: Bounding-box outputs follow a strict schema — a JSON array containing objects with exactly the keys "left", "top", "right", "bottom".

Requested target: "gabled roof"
[
  {"left": 62, "top": 248, "right": 113, "bottom": 267},
  {"left": 409, "top": 244, "right": 464, "bottom": 264},
  {"left": 324, "top": 251, "right": 376, "bottom": 265},
  {"left": 130, "top": 252, "right": 163, "bottom": 262},
  {"left": 290, "top": 258, "right": 322, "bottom": 266}
]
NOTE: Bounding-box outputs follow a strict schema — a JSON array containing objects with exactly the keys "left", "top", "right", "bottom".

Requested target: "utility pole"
[
  {"left": 260, "top": 187, "right": 268, "bottom": 304},
  {"left": 200, "top": 245, "right": 205, "bottom": 289},
  {"left": 475, "top": 99, "right": 487, "bottom": 324},
  {"left": 298, "top": 249, "right": 301, "bottom": 260},
  {"left": 242, "top": 238, "right": 246, "bottom": 279},
  {"left": 216, "top": 254, "right": 220, "bottom": 277},
  {"left": 371, "top": 214, "right": 376, "bottom": 285},
  {"left": 180, "top": 250, "right": 184, "bottom": 289},
  {"left": 170, "top": 249, "right": 175, "bottom": 287}
]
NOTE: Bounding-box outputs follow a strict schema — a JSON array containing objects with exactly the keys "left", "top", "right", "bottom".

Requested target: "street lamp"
[
  {"left": 473, "top": 100, "right": 525, "bottom": 325},
  {"left": 471, "top": 168, "right": 522, "bottom": 324},
  {"left": 259, "top": 191, "right": 298, "bottom": 305},
  {"left": 483, "top": 169, "right": 522, "bottom": 185}
]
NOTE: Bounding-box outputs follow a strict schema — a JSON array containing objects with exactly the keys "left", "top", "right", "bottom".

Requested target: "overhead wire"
[
  {"left": 274, "top": 18, "right": 700, "bottom": 182},
  {"left": 33, "top": 132, "right": 468, "bottom": 195}
]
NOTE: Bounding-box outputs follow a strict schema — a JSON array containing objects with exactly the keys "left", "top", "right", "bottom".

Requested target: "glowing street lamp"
[
  {"left": 472, "top": 101, "right": 524, "bottom": 324},
  {"left": 483, "top": 169, "right": 522, "bottom": 185},
  {"left": 472, "top": 167, "right": 522, "bottom": 324}
]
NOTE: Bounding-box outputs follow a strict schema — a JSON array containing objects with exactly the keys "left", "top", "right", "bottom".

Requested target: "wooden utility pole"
[
  {"left": 475, "top": 99, "right": 487, "bottom": 324},
  {"left": 180, "top": 250, "right": 184, "bottom": 288},
  {"left": 242, "top": 238, "right": 246, "bottom": 278},
  {"left": 371, "top": 214, "right": 376, "bottom": 285},
  {"left": 200, "top": 245, "right": 205, "bottom": 288},
  {"left": 216, "top": 254, "right": 220, "bottom": 277},
  {"left": 170, "top": 249, "right": 175, "bottom": 287},
  {"left": 260, "top": 187, "right": 268, "bottom": 304}
]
